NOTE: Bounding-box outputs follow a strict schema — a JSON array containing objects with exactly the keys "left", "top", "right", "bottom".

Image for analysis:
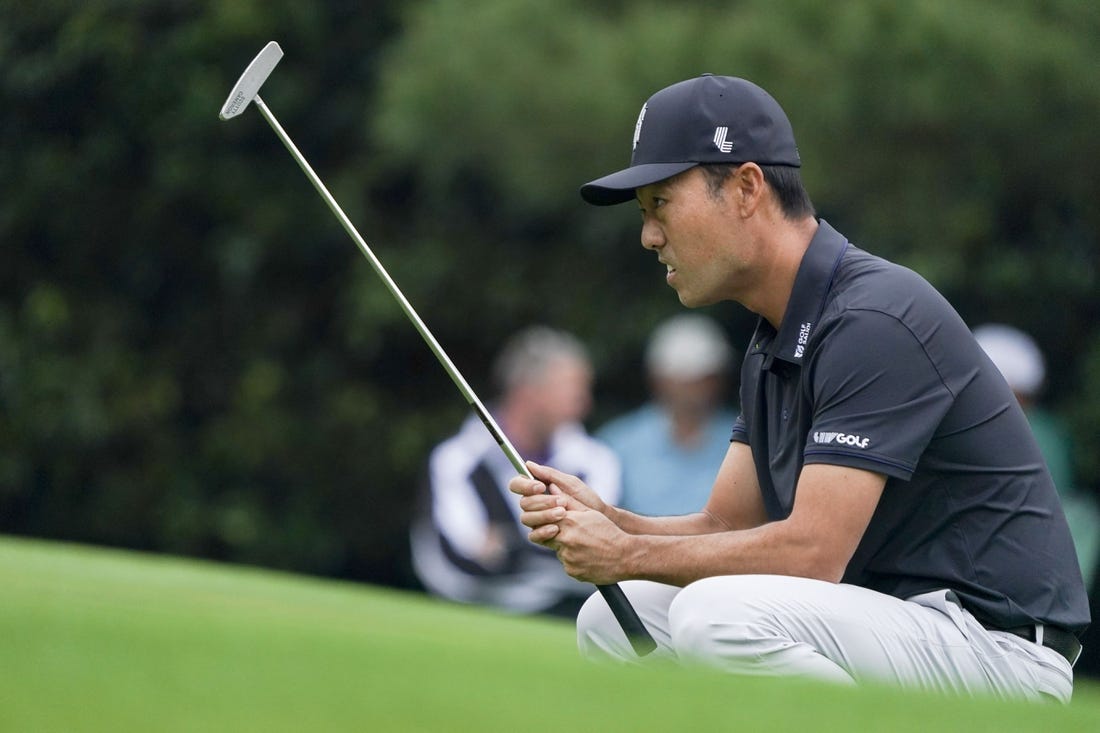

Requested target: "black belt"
[{"left": 991, "top": 624, "right": 1082, "bottom": 666}]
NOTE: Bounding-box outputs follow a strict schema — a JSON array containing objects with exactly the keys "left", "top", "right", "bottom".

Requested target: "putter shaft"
[
  {"left": 227, "top": 60, "right": 656, "bottom": 655},
  {"left": 252, "top": 96, "right": 528, "bottom": 477}
]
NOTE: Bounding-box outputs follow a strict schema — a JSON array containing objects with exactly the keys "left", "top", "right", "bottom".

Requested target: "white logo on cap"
[
  {"left": 633, "top": 103, "right": 647, "bottom": 151},
  {"left": 713, "top": 126, "right": 733, "bottom": 153}
]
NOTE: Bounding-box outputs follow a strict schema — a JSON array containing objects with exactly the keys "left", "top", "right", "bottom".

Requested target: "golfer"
[{"left": 509, "top": 75, "right": 1089, "bottom": 701}]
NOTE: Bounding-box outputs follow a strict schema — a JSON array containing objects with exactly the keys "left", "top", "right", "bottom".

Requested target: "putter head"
[{"left": 219, "top": 41, "right": 284, "bottom": 121}]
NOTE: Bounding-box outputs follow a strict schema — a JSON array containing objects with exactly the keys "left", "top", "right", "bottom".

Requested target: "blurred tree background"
[{"left": 1, "top": 0, "right": 1098, "bottom": 592}]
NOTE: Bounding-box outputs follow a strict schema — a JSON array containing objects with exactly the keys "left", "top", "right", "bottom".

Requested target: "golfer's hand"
[
  {"left": 508, "top": 461, "right": 610, "bottom": 545},
  {"left": 508, "top": 462, "right": 626, "bottom": 585},
  {"left": 552, "top": 506, "right": 627, "bottom": 585}
]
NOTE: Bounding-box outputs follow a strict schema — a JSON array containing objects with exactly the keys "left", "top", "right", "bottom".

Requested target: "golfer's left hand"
[
  {"left": 519, "top": 460, "right": 610, "bottom": 515},
  {"left": 511, "top": 461, "right": 609, "bottom": 543}
]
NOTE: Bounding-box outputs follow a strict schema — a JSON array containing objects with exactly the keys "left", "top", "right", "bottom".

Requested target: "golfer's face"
[{"left": 636, "top": 168, "right": 743, "bottom": 307}]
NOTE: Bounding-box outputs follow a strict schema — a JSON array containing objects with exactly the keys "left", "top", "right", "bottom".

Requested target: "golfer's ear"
[{"left": 734, "top": 163, "right": 766, "bottom": 216}]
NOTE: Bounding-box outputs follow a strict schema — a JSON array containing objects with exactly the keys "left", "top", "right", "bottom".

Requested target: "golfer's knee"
[
  {"left": 668, "top": 578, "right": 727, "bottom": 657},
  {"left": 668, "top": 576, "right": 781, "bottom": 661}
]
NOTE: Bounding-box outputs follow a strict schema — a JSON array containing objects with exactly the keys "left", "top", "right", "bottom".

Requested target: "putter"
[{"left": 219, "top": 42, "right": 656, "bottom": 655}]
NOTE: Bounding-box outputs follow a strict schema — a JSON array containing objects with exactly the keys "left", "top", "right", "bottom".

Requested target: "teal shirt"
[
  {"left": 597, "top": 404, "right": 736, "bottom": 516},
  {"left": 1025, "top": 407, "right": 1073, "bottom": 495},
  {"left": 1027, "top": 406, "right": 1100, "bottom": 589}
]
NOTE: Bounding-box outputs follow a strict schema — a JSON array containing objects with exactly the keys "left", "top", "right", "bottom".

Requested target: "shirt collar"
[{"left": 765, "top": 219, "right": 849, "bottom": 368}]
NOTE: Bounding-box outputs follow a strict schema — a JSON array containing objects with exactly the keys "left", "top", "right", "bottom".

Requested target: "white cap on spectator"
[
  {"left": 973, "top": 323, "right": 1046, "bottom": 397},
  {"left": 645, "top": 314, "right": 733, "bottom": 380}
]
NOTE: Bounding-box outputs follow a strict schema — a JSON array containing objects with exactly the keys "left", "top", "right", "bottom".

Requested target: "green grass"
[{"left": 2, "top": 535, "right": 1099, "bottom": 732}]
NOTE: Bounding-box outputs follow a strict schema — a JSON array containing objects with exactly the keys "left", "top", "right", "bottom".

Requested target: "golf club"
[{"left": 219, "top": 41, "right": 656, "bottom": 655}]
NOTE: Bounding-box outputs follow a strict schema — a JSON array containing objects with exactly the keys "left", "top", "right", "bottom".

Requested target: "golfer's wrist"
[
  {"left": 606, "top": 504, "right": 643, "bottom": 534},
  {"left": 600, "top": 502, "right": 621, "bottom": 526},
  {"left": 618, "top": 532, "right": 651, "bottom": 581}
]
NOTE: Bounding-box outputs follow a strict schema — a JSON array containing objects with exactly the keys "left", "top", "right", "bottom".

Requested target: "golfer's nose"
[{"left": 641, "top": 218, "right": 664, "bottom": 250}]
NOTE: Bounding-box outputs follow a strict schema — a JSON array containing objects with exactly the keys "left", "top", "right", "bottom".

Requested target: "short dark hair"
[{"left": 699, "top": 163, "right": 815, "bottom": 220}]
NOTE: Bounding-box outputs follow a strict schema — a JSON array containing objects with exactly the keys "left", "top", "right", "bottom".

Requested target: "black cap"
[{"left": 580, "top": 75, "right": 800, "bottom": 206}]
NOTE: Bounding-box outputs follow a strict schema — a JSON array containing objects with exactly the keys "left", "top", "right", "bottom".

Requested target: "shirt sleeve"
[
  {"left": 731, "top": 414, "right": 748, "bottom": 444},
  {"left": 802, "top": 309, "right": 955, "bottom": 480}
]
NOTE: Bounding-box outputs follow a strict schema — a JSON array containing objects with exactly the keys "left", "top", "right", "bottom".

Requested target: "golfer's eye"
[{"left": 638, "top": 197, "right": 666, "bottom": 219}]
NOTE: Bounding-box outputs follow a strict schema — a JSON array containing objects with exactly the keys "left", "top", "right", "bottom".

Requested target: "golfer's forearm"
[
  {"left": 617, "top": 523, "right": 843, "bottom": 586},
  {"left": 609, "top": 506, "right": 725, "bottom": 536}
]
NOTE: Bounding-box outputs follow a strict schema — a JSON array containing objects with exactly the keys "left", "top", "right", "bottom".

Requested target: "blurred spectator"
[
  {"left": 409, "top": 326, "right": 621, "bottom": 617},
  {"left": 597, "top": 314, "right": 738, "bottom": 516},
  {"left": 974, "top": 323, "right": 1100, "bottom": 590}
]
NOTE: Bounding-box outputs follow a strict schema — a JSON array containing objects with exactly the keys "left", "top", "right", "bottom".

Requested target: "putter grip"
[{"left": 597, "top": 583, "right": 657, "bottom": 655}]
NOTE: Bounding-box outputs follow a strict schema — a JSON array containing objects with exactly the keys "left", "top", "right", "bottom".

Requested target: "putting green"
[{"left": 1, "top": 535, "right": 1098, "bottom": 731}]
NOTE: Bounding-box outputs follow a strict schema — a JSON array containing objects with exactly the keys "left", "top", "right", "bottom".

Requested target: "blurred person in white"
[
  {"left": 974, "top": 323, "right": 1100, "bottom": 589},
  {"left": 597, "top": 314, "right": 738, "bottom": 516},
  {"left": 410, "top": 326, "right": 621, "bottom": 617}
]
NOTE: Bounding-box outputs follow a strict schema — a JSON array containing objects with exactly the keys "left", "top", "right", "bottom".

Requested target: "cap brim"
[{"left": 579, "top": 162, "right": 699, "bottom": 206}]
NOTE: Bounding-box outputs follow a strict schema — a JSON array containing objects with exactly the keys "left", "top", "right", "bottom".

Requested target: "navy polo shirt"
[{"left": 731, "top": 220, "right": 1090, "bottom": 635}]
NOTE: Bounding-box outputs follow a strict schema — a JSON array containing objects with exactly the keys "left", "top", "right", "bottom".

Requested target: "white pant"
[{"left": 577, "top": 575, "right": 1075, "bottom": 702}]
